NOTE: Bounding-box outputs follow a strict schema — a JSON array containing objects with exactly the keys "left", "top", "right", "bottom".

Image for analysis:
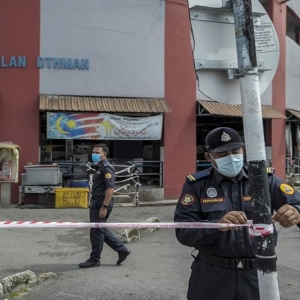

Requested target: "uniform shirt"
[
  {"left": 174, "top": 167, "right": 300, "bottom": 258},
  {"left": 92, "top": 160, "right": 115, "bottom": 197}
]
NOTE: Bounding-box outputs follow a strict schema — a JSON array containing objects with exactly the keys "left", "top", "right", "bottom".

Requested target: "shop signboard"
[{"left": 47, "top": 112, "right": 163, "bottom": 140}]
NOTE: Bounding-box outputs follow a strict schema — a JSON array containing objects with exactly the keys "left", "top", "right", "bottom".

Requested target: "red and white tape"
[
  {"left": 0, "top": 221, "right": 274, "bottom": 237},
  {"left": 0, "top": 221, "right": 251, "bottom": 229},
  {"left": 248, "top": 224, "right": 274, "bottom": 238}
]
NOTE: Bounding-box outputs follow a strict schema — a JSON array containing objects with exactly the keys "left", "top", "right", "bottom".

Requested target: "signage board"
[
  {"left": 47, "top": 112, "right": 163, "bottom": 140},
  {"left": 190, "top": 0, "right": 279, "bottom": 104}
]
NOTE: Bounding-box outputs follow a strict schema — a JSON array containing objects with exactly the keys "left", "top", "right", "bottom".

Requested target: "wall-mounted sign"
[
  {"left": 0, "top": 56, "right": 89, "bottom": 70},
  {"left": 47, "top": 112, "right": 163, "bottom": 140},
  {"left": 37, "top": 57, "right": 89, "bottom": 70},
  {"left": 254, "top": 24, "right": 278, "bottom": 53},
  {"left": 190, "top": 0, "right": 279, "bottom": 104}
]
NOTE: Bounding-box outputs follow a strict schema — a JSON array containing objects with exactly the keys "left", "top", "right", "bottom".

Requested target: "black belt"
[{"left": 197, "top": 252, "right": 256, "bottom": 270}]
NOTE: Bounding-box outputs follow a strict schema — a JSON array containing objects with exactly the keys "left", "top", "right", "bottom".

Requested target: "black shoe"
[
  {"left": 79, "top": 260, "right": 101, "bottom": 268},
  {"left": 117, "top": 250, "right": 131, "bottom": 265}
]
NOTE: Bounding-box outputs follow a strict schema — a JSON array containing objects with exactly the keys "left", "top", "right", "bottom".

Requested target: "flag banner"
[{"left": 47, "top": 112, "right": 163, "bottom": 140}]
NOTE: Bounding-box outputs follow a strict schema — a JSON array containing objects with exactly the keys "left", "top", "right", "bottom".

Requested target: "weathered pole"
[{"left": 231, "top": 0, "right": 280, "bottom": 299}]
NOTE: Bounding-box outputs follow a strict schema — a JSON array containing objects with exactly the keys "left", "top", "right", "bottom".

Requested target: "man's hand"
[
  {"left": 99, "top": 207, "right": 107, "bottom": 219},
  {"left": 217, "top": 211, "right": 247, "bottom": 231},
  {"left": 273, "top": 204, "right": 300, "bottom": 228}
]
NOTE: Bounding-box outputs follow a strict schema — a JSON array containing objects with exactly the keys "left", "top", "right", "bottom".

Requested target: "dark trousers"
[
  {"left": 89, "top": 199, "right": 128, "bottom": 262},
  {"left": 187, "top": 258, "right": 260, "bottom": 300}
]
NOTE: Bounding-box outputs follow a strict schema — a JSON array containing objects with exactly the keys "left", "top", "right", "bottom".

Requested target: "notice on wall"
[{"left": 254, "top": 24, "right": 278, "bottom": 53}]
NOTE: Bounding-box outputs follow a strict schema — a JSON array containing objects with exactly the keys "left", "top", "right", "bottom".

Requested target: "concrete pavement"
[{"left": 0, "top": 203, "right": 177, "bottom": 299}]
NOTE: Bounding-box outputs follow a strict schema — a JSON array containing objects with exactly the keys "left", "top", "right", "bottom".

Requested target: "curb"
[
  {"left": 115, "top": 199, "right": 178, "bottom": 208},
  {"left": 0, "top": 270, "right": 37, "bottom": 299},
  {"left": 0, "top": 271, "right": 56, "bottom": 300},
  {"left": 0, "top": 270, "right": 36, "bottom": 300},
  {"left": 120, "top": 216, "right": 161, "bottom": 243}
]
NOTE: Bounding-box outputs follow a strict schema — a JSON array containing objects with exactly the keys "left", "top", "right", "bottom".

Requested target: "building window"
[
  {"left": 259, "top": 0, "right": 268, "bottom": 11},
  {"left": 286, "top": 8, "right": 300, "bottom": 45}
]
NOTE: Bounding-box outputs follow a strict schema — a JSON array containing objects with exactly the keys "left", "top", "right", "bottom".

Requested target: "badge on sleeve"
[
  {"left": 279, "top": 183, "right": 294, "bottom": 195},
  {"left": 180, "top": 194, "right": 195, "bottom": 206},
  {"left": 105, "top": 173, "right": 112, "bottom": 179}
]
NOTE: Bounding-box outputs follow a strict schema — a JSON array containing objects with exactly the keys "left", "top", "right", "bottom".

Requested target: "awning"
[
  {"left": 198, "top": 100, "right": 286, "bottom": 119},
  {"left": 39, "top": 94, "right": 172, "bottom": 113},
  {"left": 286, "top": 109, "right": 300, "bottom": 121}
]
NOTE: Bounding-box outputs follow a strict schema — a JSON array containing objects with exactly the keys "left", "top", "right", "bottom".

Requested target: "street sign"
[{"left": 189, "top": 0, "right": 279, "bottom": 104}]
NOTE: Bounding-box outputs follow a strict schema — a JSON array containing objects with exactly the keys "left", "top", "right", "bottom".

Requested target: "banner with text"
[{"left": 47, "top": 112, "right": 163, "bottom": 140}]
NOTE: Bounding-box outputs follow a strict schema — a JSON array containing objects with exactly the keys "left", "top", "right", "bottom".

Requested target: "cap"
[{"left": 205, "top": 127, "right": 244, "bottom": 153}]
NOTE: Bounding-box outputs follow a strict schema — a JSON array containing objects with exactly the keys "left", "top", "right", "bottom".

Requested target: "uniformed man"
[
  {"left": 79, "top": 144, "right": 131, "bottom": 268},
  {"left": 174, "top": 127, "right": 300, "bottom": 300}
]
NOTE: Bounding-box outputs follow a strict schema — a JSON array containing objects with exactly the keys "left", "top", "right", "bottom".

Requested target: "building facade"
[{"left": 0, "top": 0, "right": 298, "bottom": 204}]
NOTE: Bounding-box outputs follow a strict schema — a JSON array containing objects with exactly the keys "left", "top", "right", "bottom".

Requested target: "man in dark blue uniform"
[
  {"left": 79, "top": 144, "right": 131, "bottom": 268},
  {"left": 174, "top": 127, "right": 300, "bottom": 300}
]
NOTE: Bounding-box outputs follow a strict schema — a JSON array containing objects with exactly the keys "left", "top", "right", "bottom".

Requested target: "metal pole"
[
  {"left": 135, "top": 170, "right": 140, "bottom": 207},
  {"left": 231, "top": 0, "right": 280, "bottom": 299},
  {"left": 0, "top": 182, "right": 11, "bottom": 208}
]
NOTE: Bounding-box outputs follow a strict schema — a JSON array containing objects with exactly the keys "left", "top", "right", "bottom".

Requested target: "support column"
[
  {"left": 164, "top": 0, "right": 196, "bottom": 199},
  {"left": 268, "top": 0, "right": 287, "bottom": 179}
]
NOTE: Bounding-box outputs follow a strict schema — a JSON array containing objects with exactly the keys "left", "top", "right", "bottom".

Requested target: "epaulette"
[
  {"left": 103, "top": 160, "right": 110, "bottom": 166},
  {"left": 186, "top": 171, "right": 210, "bottom": 183},
  {"left": 266, "top": 167, "right": 275, "bottom": 175},
  {"left": 103, "top": 160, "right": 115, "bottom": 172}
]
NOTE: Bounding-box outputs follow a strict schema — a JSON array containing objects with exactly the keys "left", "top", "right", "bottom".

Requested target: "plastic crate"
[{"left": 55, "top": 188, "right": 89, "bottom": 208}]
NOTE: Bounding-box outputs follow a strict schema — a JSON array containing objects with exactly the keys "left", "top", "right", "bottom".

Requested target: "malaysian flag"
[{"left": 47, "top": 112, "right": 107, "bottom": 139}]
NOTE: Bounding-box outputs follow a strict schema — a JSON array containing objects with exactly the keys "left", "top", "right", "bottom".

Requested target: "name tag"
[
  {"left": 243, "top": 196, "right": 251, "bottom": 202},
  {"left": 201, "top": 197, "right": 225, "bottom": 204}
]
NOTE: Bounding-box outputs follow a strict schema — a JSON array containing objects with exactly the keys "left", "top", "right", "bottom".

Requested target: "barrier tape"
[
  {"left": 248, "top": 224, "right": 274, "bottom": 238},
  {"left": 0, "top": 221, "right": 249, "bottom": 229},
  {"left": 0, "top": 221, "right": 274, "bottom": 237},
  {"left": 0, "top": 221, "right": 252, "bottom": 229}
]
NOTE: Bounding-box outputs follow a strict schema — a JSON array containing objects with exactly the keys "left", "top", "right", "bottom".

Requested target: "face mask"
[
  {"left": 92, "top": 153, "right": 101, "bottom": 163},
  {"left": 211, "top": 153, "right": 243, "bottom": 177}
]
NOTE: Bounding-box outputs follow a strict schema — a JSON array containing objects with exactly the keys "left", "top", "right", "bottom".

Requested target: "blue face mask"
[
  {"left": 211, "top": 153, "right": 244, "bottom": 177},
  {"left": 92, "top": 153, "right": 101, "bottom": 163}
]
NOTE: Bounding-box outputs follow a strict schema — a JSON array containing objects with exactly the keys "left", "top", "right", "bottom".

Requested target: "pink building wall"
[
  {"left": 0, "top": 0, "right": 40, "bottom": 204},
  {"left": 164, "top": 0, "right": 197, "bottom": 199},
  {"left": 269, "top": 0, "right": 287, "bottom": 180}
]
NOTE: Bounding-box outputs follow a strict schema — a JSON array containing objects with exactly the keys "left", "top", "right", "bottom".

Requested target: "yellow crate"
[{"left": 55, "top": 188, "right": 89, "bottom": 209}]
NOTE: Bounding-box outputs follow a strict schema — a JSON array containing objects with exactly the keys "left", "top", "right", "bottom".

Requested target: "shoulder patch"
[
  {"left": 279, "top": 183, "right": 294, "bottom": 195},
  {"left": 180, "top": 194, "right": 195, "bottom": 206},
  {"left": 186, "top": 171, "right": 210, "bottom": 183},
  {"left": 105, "top": 173, "right": 112, "bottom": 179}
]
